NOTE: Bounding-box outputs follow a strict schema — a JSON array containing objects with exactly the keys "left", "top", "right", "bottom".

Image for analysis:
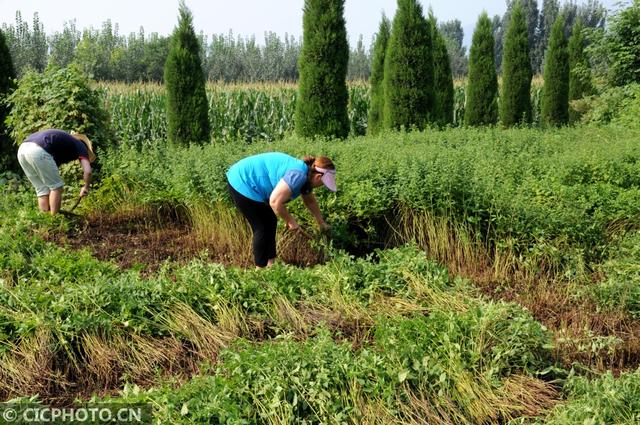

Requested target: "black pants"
[{"left": 228, "top": 182, "right": 277, "bottom": 267}]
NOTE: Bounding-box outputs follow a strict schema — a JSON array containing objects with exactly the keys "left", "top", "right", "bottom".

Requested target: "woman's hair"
[{"left": 303, "top": 155, "right": 335, "bottom": 170}]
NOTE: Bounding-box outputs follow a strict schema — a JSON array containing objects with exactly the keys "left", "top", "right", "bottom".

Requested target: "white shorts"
[{"left": 17, "top": 142, "right": 64, "bottom": 197}]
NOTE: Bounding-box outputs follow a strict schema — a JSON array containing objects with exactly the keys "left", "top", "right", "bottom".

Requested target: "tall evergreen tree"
[
  {"left": 383, "top": 0, "right": 433, "bottom": 130},
  {"left": 502, "top": 0, "right": 540, "bottom": 71},
  {"left": 568, "top": 20, "right": 594, "bottom": 104},
  {"left": 500, "top": 1, "right": 533, "bottom": 127},
  {"left": 367, "top": 15, "right": 390, "bottom": 136},
  {"left": 164, "top": 1, "right": 210, "bottom": 145},
  {"left": 536, "top": 0, "right": 560, "bottom": 73},
  {"left": 295, "top": 0, "right": 349, "bottom": 139},
  {"left": 541, "top": 15, "right": 569, "bottom": 126},
  {"left": 430, "top": 17, "right": 454, "bottom": 127},
  {"left": 0, "top": 29, "right": 17, "bottom": 171},
  {"left": 465, "top": 12, "right": 499, "bottom": 126}
]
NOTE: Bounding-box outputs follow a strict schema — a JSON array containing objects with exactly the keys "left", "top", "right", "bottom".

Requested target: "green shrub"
[
  {"left": 606, "top": 0, "right": 640, "bottom": 87},
  {"left": 4, "top": 65, "right": 113, "bottom": 150},
  {"left": 580, "top": 83, "right": 640, "bottom": 126}
]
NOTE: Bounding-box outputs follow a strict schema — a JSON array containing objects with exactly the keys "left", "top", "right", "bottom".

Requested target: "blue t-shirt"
[
  {"left": 227, "top": 152, "right": 311, "bottom": 203},
  {"left": 25, "top": 129, "right": 89, "bottom": 166}
]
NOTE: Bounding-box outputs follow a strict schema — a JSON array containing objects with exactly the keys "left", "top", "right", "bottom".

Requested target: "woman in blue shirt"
[{"left": 226, "top": 152, "right": 336, "bottom": 267}]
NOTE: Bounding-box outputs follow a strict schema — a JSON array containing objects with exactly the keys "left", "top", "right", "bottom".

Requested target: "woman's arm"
[
  {"left": 301, "top": 193, "right": 328, "bottom": 229},
  {"left": 269, "top": 180, "right": 299, "bottom": 229},
  {"left": 79, "top": 158, "right": 92, "bottom": 197}
]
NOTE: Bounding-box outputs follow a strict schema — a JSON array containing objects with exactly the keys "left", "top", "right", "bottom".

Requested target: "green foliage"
[
  {"left": 568, "top": 20, "right": 595, "bottom": 123},
  {"left": 465, "top": 13, "right": 499, "bottom": 126},
  {"left": 4, "top": 65, "right": 113, "bottom": 150},
  {"left": 568, "top": 21, "right": 594, "bottom": 102},
  {"left": 382, "top": 0, "right": 433, "bottom": 130},
  {"left": 99, "top": 124, "right": 640, "bottom": 274},
  {"left": 0, "top": 29, "right": 17, "bottom": 171},
  {"left": 584, "top": 231, "right": 640, "bottom": 318},
  {"left": 580, "top": 83, "right": 640, "bottom": 127},
  {"left": 295, "top": 0, "right": 350, "bottom": 139},
  {"left": 0, "top": 12, "right": 47, "bottom": 77},
  {"left": 539, "top": 368, "right": 640, "bottom": 424},
  {"left": 541, "top": 15, "right": 569, "bottom": 127},
  {"left": 164, "top": 2, "right": 210, "bottom": 146},
  {"left": 431, "top": 18, "right": 454, "bottom": 127},
  {"left": 500, "top": 1, "right": 533, "bottom": 127},
  {"left": 606, "top": 0, "right": 640, "bottom": 87},
  {"left": 367, "top": 15, "right": 390, "bottom": 136}
]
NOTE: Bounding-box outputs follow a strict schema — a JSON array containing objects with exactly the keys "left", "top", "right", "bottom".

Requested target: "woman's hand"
[
  {"left": 287, "top": 221, "right": 300, "bottom": 231},
  {"left": 79, "top": 186, "right": 90, "bottom": 197}
]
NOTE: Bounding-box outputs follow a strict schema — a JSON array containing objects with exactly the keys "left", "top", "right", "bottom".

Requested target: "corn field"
[{"left": 102, "top": 80, "right": 544, "bottom": 145}]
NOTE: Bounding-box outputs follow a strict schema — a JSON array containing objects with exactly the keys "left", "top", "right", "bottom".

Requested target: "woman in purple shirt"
[{"left": 17, "top": 129, "right": 96, "bottom": 215}]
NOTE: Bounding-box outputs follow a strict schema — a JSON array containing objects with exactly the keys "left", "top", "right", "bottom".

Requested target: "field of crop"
[
  {"left": 102, "top": 80, "right": 544, "bottom": 145},
  {"left": 2, "top": 84, "right": 640, "bottom": 423}
]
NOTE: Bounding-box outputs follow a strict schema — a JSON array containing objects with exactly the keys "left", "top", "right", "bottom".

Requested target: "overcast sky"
[{"left": 0, "top": 0, "right": 630, "bottom": 48}]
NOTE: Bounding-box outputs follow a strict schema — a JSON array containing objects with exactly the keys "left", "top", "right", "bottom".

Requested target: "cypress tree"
[
  {"left": 465, "top": 12, "right": 499, "bottom": 126},
  {"left": 367, "top": 15, "right": 390, "bottom": 136},
  {"left": 568, "top": 20, "right": 594, "bottom": 102},
  {"left": 431, "top": 16, "right": 454, "bottom": 127},
  {"left": 295, "top": 0, "right": 349, "bottom": 139},
  {"left": 541, "top": 15, "right": 569, "bottom": 126},
  {"left": 164, "top": 1, "right": 210, "bottom": 145},
  {"left": 0, "top": 29, "right": 16, "bottom": 171},
  {"left": 500, "top": 1, "right": 533, "bottom": 127},
  {"left": 383, "top": 0, "right": 433, "bottom": 131}
]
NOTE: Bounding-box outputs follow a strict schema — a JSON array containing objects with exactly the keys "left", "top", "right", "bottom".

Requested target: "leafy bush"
[
  {"left": 580, "top": 83, "right": 640, "bottom": 127},
  {"left": 5, "top": 65, "right": 114, "bottom": 149}
]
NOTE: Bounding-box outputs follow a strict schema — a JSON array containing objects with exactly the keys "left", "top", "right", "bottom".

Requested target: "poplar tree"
[
  {"left": 500, "top": 1, "right": 533, "bottom": 127},
  {"left": 465, "top": 12, "right": 499, "bottom": 126},
  {"left": 541, "top": 15, "right": 569, "bottom": 126},
  {"left": 164, "top": 1, "right": 210, "bottom": 145},
  {"left": 367, "top": 15, "right": 390, "bottom": 135},
  {"left": 295, "top": 0, "right": 350, "bottom": 139},
  {"left": 383, "top": 0, "right": 433, "bottom": 130}
]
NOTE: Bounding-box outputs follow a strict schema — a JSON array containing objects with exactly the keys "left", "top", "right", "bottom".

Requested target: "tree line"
[{"left": 0, "top": 10, "right": 469, "bottom": 82}]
